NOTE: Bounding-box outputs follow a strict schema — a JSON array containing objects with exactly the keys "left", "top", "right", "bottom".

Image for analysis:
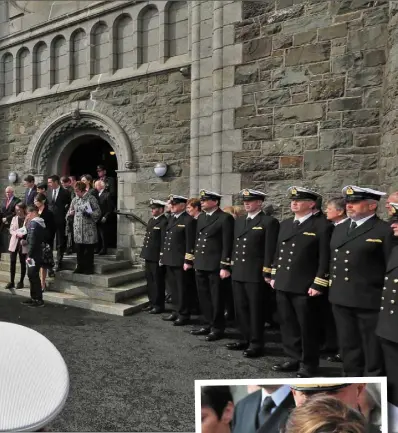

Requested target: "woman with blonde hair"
[
  {"left": 283, "top": 394, "right": 367, "bottom": 433},
  {"left": 223, "top": 205, "right": 245, "bottom": 219}
]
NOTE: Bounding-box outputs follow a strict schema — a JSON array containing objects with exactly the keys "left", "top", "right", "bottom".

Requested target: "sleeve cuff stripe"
[
  {"left": 263, "top": 267, "right": 272, "bottom": 273},
  {"left": 220, "top": 261, "right": 231, "bottom": 265},
  {"left": 314, "top": 278, "right": 329, "bottom": 287}
]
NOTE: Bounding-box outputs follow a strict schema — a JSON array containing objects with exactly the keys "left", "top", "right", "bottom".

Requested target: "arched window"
[
  {"left": 1, "top": 53, "right": 14, "bottom": 97},
  {"left": 17, "top": 47, "right": 31, "bottom": 93},
  {"left": 167, "top": 1, "right": 188, "bottom": 57},
  {"left": 51, "top": 36, "right": 68, "bottom": 86},
  {"left": 115, "top": 14, "right": 134, "bottom": 70},
  {"left": 139, "top": 6, "right": 159, "bottom": 65},
  {"left": 33, "top": 42, "right": 49, "bottom": 90},
  {"left": 92, "top": 22, "right": 109, "bottom": 75},
  {"left": 71, "top": 29, "right": 87, "bottom": 80}
]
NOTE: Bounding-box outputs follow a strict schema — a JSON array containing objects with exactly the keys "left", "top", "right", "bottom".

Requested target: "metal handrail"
[{"left": 116, "top": 210, "right": 148, "bottom": 227}]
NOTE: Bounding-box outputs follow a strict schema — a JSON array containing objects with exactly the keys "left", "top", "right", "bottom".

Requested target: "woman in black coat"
[{"left": 34, "top": 193, "right": 55, "bottom": 291}]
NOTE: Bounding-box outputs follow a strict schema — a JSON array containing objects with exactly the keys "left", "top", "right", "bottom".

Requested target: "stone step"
[
  {"left": 60, "top": 257, "right": 133, "bottom": 274},
  {"left": 56, "top": 268, "right": 145, "bottom": 288},
  {"left": 0, "top": 287, "right": 150, "bottom": 316},
  {"left": 51, "top": 279, "right": 147, "bottom": 303}
]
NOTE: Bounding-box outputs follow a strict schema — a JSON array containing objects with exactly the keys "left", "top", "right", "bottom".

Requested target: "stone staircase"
[{"left": 0, "top": 253, "right": 149, "bottom": 316}]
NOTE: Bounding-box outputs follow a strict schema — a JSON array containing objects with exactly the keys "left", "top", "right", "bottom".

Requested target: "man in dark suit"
[
  {"left": 271, "top": 186, "right": 333, "bottom": 378},
  {"left": 161, "top": 195, "right": 196, "bottom": 326},
  {"left": 190, "top": 190, "right": 234, "bottom": 341},
  {"left": 23, "top": 175, "right": 37, "bottom": 205},
  {"left": 233, "top": 385, "right": 294, "bottom": 433},
  {"left": 47, "top": 174, "right": 71, "bottom": 271},
  {"left": 0, "top": 186, "right": 21, "bottom": 254},
  {"left": 330, "top": 185, "right": 395, "bottom": 377},
  {"left": 94, "top": 180, "right": 115, "bottom": 255},
  {"left": 140, "top": 199, "right": 168, "bottom": 314},
  {"left": 377, "top": 202, "right": 398, "bottom": 408},
  {"left": 226, "top": 189, "right": 279, "bottom": 358},
  {"left": 96, "top": 165, "right": 116, "bottom": 201}
]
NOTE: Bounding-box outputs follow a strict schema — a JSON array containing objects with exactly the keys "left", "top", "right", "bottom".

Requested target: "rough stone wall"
[
  {"left": 0, "top": 68, "right": 191, "bottom": 224},
  {"left": 232, "top": 0, "right": 388, "bottom": 217}
]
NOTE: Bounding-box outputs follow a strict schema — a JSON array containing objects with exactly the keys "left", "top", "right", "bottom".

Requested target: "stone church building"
[{"left": 0, "top": 0, "right": 396, "bottom": 261}]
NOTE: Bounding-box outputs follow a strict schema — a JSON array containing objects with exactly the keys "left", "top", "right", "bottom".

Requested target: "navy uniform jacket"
[
  {"left": 160, "top": 212, "right": 196, "bottom": 267},
  {"left": 272, "top": 215, "right": 333, "bottom": 294},
  {"left": 194, "top": 208, "right": 234, "bottom": 272},
  {"left": 377, "top": 246, "right": 398, "bottom": 343},
  {"left": 329, "top": 216, "right": 395, "bottom": 310},
  {"left": 140, "top": 214, "right": 168, "bottom": 262},
  {"left": 232, "top": 212, "right": 279, "bottom": 282}
]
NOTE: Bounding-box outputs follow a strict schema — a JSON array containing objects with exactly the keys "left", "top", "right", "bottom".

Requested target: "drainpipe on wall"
[
  {"left": 211, "top": 1, "right": 223, "bottom": 193},
  {"left": 190, "top": 1, "right": 201, "bottom": 196}
]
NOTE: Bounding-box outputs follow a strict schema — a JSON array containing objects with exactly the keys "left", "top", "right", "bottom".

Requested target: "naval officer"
[
  {"left": 226, "top": 188, "right": 279, "bottom": 358},
  {"left": 271, "top": 186, "right": 333, "bottom": 378},
  {"left": 191, "top": 190, "right": 234, "bottom": 341},
  {"left": 377, "top": 202, "right": 398, "bottom": 407},
  {"left": 330, "top": 185, "right": 395, "bottom": 377},
  {"left": 140, "top": 199, "right": 168, "bottom": 314},
  {"left": 160, "top": 195, "right": 197, "bottom": 326}
]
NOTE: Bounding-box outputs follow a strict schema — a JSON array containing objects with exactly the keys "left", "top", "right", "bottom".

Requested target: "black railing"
[{"left": 116, "top": 210, "right": 147, "bottom": 227}]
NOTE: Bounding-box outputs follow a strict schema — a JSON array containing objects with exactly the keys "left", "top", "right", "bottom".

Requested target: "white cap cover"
[{"left": 0, "top": 322, "right": 69, "bottom": 432}]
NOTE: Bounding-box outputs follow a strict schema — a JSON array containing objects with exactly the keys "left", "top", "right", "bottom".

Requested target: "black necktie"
[
  {"left": 245, "top": 217, "right": 250, "bottom": 227},
  {"left": 257, "top": 396, "right": 275, "bottom": 427},
  {"left": 348, "top": 221, "right": 357, "bottom": 234},
  {"left": 293, "top": 220, "right": 300, "bottom": 230}
]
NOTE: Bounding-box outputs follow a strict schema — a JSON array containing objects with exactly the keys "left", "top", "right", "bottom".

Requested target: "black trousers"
[
  {"left": 166, "top": 266, "right": 191, "bottom": 318},
  {"left": 380, "top": 337, "right": 398, "bottom": 405},
  {"left": 75, "top": 244, "right": 95, "bottom": 273},
  {"left": 319, "top": 294, "right": 338, "bottom": 352},
  {"left": 332, "top": 304, "right": 384, "bottom": 376},
  {"left": 10, "top": 249, "right": 27, "bottom": 284},
  {"left": 55, "top": 222, "right": 67, "bottom": 264},
  {"left": 276, "top": 290, "right": 321, "bottom": 368},
  {"left": 196, "top": 269, "right": 225, "bottom": 333},
  {"left": 223, "top": 277, "right": 235, "bottom": 319},
  {"left": 28, "top": 262, "right": 42, "bottom": 301},
  {"left": 97, "top": 222, "right": 109, "bottom": 251},
  {"left": 233, "top": 280, "right": 266, "bottom": 348},
  {"left": 145, "top": 260, "right": 165, "bottom": 309}
]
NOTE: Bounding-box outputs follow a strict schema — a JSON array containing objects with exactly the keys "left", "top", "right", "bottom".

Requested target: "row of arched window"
[{"left": 0, "top": 2, "right": 188, "bottom": 98}]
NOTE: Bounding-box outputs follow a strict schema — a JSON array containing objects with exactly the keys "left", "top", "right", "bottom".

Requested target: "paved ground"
[{"left": 0, "top": 293, "right": 342, "bottom": 432}]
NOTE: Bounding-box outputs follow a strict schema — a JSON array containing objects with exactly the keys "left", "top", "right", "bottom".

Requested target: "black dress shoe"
[
  {"left": 327, "top": 353, "right": 342, "bottom": 363},
  {"left": 173, "top": 318, "right": 190, "bottom": 326},
  {"left": 5, "top": 282, "right": 14, "bottom": 290},
  {"left": 82, "top": 269, "right": 94, "bottom": 275},
  {"left": 243, "top": 348, "right": 264, "bottom": 358},
  {"left": 272, "top": 361, "right": 299, "bottom": 372},
  {"left": 226, "top": 342, "right": 249, "bottom": 351},
  {"left": 190, "top": 327, "right": 210, "bottom": 336},
  {"left": 142, "top": 305, "right": 153, "bottom": 312},
  {"left": 206, "top": 332, "right": 224, "bottom": 342},
  {"left": 16, "top": 282, "right": 24, "bottom": 289},
  {"left": 98, "top": 249, "right": 107, "bottom": 256},
  {"left": 48, "top": 270, "right": 55, "bottom": 278},
  {"left": 72, "top": 267, "right": 82, "bottom": 274},
  {"left": 162, "top": 313, "right": 178, "bottom": 321},
  {"left": 296, "top": 367, "right": 318, "bottom": 378},
  {"left": 149, "top": 307, "right": 164, "bottom": 314}
]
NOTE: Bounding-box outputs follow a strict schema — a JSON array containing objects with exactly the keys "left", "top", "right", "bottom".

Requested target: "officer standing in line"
[
  {"left": 96, "top": 165, "right": 117, "bottom": 201},
  {"left": 329, "top": 185, "right": 395, "bottom": 377},
  {"left": 377, "top": 202, "right": 398, "bottom": 413},
  {"left": 190, "top": 190, "right": 234, "bottom": 341},
  {"left": 226, "top": 189, "right": 279, "bottom": 358},
  {"left": 271, "top": 187, "right": 333, "bottom": 378},
  {"left": 160, "top": 195, "right": 196, "bottom": 326},
  {"left": 140, "top": 199, "right": 168, "bottom": 314}
]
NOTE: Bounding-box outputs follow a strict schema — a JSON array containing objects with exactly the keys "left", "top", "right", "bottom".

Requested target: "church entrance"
[{"left": 64, "top": 135, "right": 118, "bottom": 249}]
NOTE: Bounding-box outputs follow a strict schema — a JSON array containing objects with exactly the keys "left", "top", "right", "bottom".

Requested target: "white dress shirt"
[
  {"left": 173, "top": 212, "right": 184, "bottom": 219},
  {"left": 334, "top": 217, "right": 348, "bottom": 226},
  {"left": 350, "top": 213, "right": 375, "bottom": 227},
  {"left": 205, "top": 208, "right": 218, "bottom": 217},
  {"left": 261, "top": 385, "right": 291, "bottom": 414},
  {"left": 247, "top": 210, "right": 262, "bottom": 219},
  {"left": 293, "top": 212, "right": 313, "bottom": 224},
  {"left": 52, "top": 187, "right": 60, "bottom": 201}
]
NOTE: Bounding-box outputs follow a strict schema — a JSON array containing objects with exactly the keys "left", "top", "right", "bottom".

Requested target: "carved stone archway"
[{"left": 25, "top": 100, "right": 143, "bottom": 261}]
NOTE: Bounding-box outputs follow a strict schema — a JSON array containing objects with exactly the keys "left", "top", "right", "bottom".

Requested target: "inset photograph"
[{"left": 196, "top": 378, "right": 387, "bottom": 433}]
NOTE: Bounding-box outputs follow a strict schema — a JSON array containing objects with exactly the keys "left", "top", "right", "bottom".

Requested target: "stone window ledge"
[{"left": 0, "top": 55, "right": 191, "bottom": 107}]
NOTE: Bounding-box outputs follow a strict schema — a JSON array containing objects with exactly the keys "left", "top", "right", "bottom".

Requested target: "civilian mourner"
[
  {"left": 191, "top": 190, "right": 234, "bottom": 342},
  {"left": 161, "top": 195, "right": 196, "bottom": 326},
  {"left": 226, "top": 189, "right": 279, "bottom": 358},
  {"left": 377, "top": 202, "right": 398, "bottom": 410},
  {"left": 330, "top": 185, "right": 396, "bottom": 377},
  {"left": 271, "top": 186, "right": 333, "bottom": 378},
  {"left": 140, "top": 199, "right": 168, "bottom": 314}
]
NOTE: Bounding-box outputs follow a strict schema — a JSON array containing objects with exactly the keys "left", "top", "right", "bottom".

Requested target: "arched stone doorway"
[{"left": 25, "top": 102, "right": 141, "bottom": 260}]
